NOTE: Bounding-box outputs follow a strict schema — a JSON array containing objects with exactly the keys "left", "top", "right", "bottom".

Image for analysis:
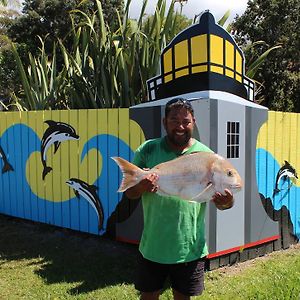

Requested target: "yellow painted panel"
[
  {"left": 10, "top": 111, "right": 20, "bottom": 128},
  {"left": 26, "top": 111, "right": 38, "bottom": 203},
  {"left": 296, "top": 114, "right": 300, "bottom": 186},
  {"left": 289, "top": 113, "right": 297, "bottom": 170},
  {"left": 163, "top": 49, "right": 172, "bottom": 74},
  {"left": 263, "top": 111, "right": 300, "bottom": 188},
  {"left": 236, "top": 74, "right": 242, "bottom": 82},
  {"left": 129, "top": 120, "right": 145, "bottom": 153},
  {"left": 175, "top": 68, "right": 189, "bottom": 78},
  {"left": 34, "top": 111, "right": 45, "bottom": 202},
  {"left": 225, "top": 40, "right": 234, "bottom": 69},
  {"left": 225, "top": 69, "right": 234, "bottom": 78},
  {"left": 192, "top": 65, "right": 207, "bottom": 73},
  {"left": 175, "top": 40, "right": 189, "bottom": 70},
  {"left": 60, "top": 110, "right": 71, "bottom": 201},
  {"left": 191, "top": 34, "right": 207, "bottom": 64},
  {"left": 274, "top": 112, "right": 284, "bottom": 165},
  {"left": 78, "top": 110, "right": 88, "bottom": 184},
  {"left": 118, "top": 109, "right": 130, "bottom": 145},
  {"left": 236, "top": 52, "right": 242, "bottom": 74},
  {"left": 5, "top": 110, "right": 14, "bottom": 129},
  {"left": 210, "top": 35, "right": 223, "bottom": 65},
  {"left": 96, "top": 109, "right": 108, "bottom": 177},
  {"left": 87, "top": 109, "right": 101, "bottom": 185},
  {"left": 266, "top": 112, "right": 275, "bottom": 153},
  {"left": 256, "top": 120, "right": 267, "bottom": 149},
  {"left": 211, "top": 65, "right": 223, "bottom": 75},
  {"left": 281, "top": 113, "right": 290, "bottom": 162},
  {"left": 98, "top": 109, "right": 108, "bottom": 133},
  {"left": 0, "top": 112, "right": 6, "bottom": 136},
  {"left": 51, "top": 110, "right": 62, "bottom": 202},
  {"left": 165, "top": 74, "right": 173, "bottom": 83},
  {"left": 69, "top": 110, "right": 79, "bottom": 186},
  {"left": 108, "top": 109, "right": 119, "bottom": 136}
]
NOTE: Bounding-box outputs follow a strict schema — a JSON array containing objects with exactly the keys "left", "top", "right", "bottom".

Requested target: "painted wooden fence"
[
  {"left": 0, "top": 109, "right": 144, "bottom": 236},
  {"left": 0, "top": 108, "right": 299, "bottom": 269},
  {"left": 256, "top": 111, "right": 300, "bottom": 248}
]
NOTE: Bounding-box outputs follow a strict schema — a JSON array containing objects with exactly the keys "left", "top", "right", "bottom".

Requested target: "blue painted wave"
[
  {"left": 256, "top": 148, "right": 300, "bottom": 239},
  {"left": 0, "top": 124, "right": 133, "bottom": 236}
]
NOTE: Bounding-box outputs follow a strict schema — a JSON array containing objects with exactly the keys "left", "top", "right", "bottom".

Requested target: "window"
[{"left": 227, "top": 122, "right": 240, "bottom": 158}]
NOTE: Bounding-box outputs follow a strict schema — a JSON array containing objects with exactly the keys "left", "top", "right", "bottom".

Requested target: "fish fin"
[
  {"left": 156, "top": 189, "right": 171, "bottom": 197},
  {"left": 74, "top": 190, "right": 80, "bottom": 199},
  {"left": 42, "top": 166, "right": 52, "bottom": 180},
  {"left": 2, "top": 162, "right": 14, "bottom": 173},
  {"left": 111, "top": 156, "right": 144, "bottom": 192},
  {"left": 190, "top": 183, "right": 213, "bottom": 202},
  {"left": 54, "top": 141, "right": 61, "bottom": 153},
  {"left": 187, "top": 200, "right": 198, "bottom": 204},
  {"left": 91, "top": 185, "right": 98, "bottom": 191},
  {"left": 45, "top": 120, "right": 57, "bottom": 127}
]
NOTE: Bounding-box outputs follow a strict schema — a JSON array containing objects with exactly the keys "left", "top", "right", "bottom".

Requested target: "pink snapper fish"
[{"left": 112, "top": 152, "right": 243, "bottom": 203}]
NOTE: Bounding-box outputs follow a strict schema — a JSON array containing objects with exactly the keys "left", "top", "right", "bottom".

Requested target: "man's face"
[{"left": 163, "top": 107, "right": 195, "bottom": 147}]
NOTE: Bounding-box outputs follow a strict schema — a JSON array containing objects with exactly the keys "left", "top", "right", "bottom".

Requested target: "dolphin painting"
[
  {"left": 66, "top": 178, "right": 104, "bottom": 230},
  {"left": 273, "top": 160, "right": 298, "bottom": 197},
  {"left": 0, "top": 145, "right": 13, "bottom": 173},
  {"left": 41, "top": 120, "right": 79, "bottom": 180}
]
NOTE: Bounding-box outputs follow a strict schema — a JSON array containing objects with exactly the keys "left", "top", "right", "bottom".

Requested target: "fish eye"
[
  {"left": 65, "top": 133, "right": 69, "bottom": 136},
  {"left": 227, "top": 170, "right": 233, "bottom": 177}
]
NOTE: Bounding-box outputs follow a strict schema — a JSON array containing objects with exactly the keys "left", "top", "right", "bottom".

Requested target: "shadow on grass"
[{"left": 0, "top": 214, "right": 139, "bottom": 295}]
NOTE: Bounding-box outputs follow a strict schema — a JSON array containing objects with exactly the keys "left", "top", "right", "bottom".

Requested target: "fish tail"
[
  {"left": 111, "top": 157, "right": 145, "bottom": 192},
  {"left": 98, "top": 218, "right": 104, "bottom": 231},
  {"left": 2, "top": 162, "right": 14, "bottom": 173},
  {"left": 272, "top": 188, "right": 280, "bottom": 197},
  {"left": 42, "top": 166, "right": 53, "bottom": 180}
]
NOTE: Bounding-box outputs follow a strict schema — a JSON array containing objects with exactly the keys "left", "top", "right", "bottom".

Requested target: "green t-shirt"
[{"left": 133, "top": 137, "right": 212, "bottom": 264}]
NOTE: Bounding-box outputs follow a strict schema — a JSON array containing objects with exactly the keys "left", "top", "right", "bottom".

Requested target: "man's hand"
[
  {"left": 212, "top": 189, "right": 234, "bottom": 210},
  {"left": 125, "top": 173, "right": 159, "bottom": 199},
  {"left": 139, "top": 173, "right": 159, "bottom": 193}
]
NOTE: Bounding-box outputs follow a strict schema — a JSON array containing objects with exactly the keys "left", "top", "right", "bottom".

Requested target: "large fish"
[{"left": 112, "top": 152, "right": 243, "bottom": 203}]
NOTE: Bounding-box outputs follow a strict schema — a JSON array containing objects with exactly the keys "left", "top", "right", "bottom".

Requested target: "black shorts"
[{"left": 135, "top": 254, "right": 206, "bottom": 296}]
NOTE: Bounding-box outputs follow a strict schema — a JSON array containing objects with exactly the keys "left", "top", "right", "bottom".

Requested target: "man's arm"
[
  {"left": 125, "top": 173, "right": 159, "bottom": 200},
  {"left": 212, "top": 189, "right": 234, "bottom": 210}
]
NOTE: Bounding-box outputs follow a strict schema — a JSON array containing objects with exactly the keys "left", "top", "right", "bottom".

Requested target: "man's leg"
[
  {"left": 135, "top": 254, "right": 168, "bottom": 299},
  {"left": 140, "top": 291, "right": 161, "bottom": 300},
  {"left": 169, "top": 258, "right": 205, "bottom": 298},
  {"left": 172, "top": 289, "right": 190, "bottom": 300}
]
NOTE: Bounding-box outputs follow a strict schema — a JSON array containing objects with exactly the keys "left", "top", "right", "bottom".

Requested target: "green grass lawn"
[{"left": 0, "top": 214, "right": 299, "bottom": 300}]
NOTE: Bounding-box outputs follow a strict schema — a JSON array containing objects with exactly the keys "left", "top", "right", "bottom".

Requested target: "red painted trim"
[
  {"left": 116, "top": 236, "right": 140, "bottom": 245},
  {"left": 207, "top": 235, "right": 280, "bottom": 259}
]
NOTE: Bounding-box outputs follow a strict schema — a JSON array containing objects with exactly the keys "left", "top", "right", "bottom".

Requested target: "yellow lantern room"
[{"left": 147, "top": 11, "right": 254, "bottom": 102}]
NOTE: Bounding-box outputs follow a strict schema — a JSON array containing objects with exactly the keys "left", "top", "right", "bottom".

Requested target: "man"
[{"left": 125, "top": 98, "right": 234, "bottom": 300}]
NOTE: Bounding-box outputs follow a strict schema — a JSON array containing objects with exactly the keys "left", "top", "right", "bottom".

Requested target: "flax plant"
[
  {"left": 12, "top": 37, "right": 67, "bottom": 110},
  {"left": 60, "top": 0, "right": 181, "bottom": 108}
]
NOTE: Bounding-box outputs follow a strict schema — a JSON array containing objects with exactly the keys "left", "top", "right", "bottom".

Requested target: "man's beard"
[{"left": 167, "top": 132, "right": 191, "bottom": 147}]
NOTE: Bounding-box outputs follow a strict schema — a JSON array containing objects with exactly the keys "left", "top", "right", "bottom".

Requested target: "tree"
[
  {"left": 7, "top": 0, "right": 124, "bottom": 55},
  {"left": 7, "top": 0, "right": 85, "bottom": 55},
  {"left": 232, "top": 0, "right": 300, "bottom": 112},
  {"left": 0, "top": 2, "right": 22, "bottom": 105}
]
